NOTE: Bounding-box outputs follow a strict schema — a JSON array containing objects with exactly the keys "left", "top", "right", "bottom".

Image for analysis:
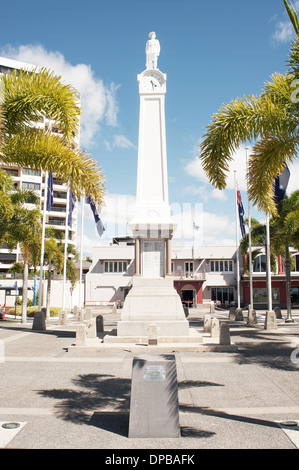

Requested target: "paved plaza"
[{"left": 0, "top": 308, "right": 299, "bottom": 451}]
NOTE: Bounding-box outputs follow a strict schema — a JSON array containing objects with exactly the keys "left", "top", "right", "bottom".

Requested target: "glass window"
[
  {"left": 292, "top": 254, "right": 299, "bottom": 272},
  {"left": 253, "top": 288, "right": 280, "bottom": 304},
  {"left": 22, "top": 181, "right": 41, "bottom": 191},
  {"left": 210, "top": 260, "right": 233, "bottom": 272},
  {"left": 253, "top": 255, "right": 267, "bottom": 272},
  {"left": 211, "top": 287, "right": 234, "bottom": 304},
  {"left": 103, "top": 260, "right": 128, "bottom": 273}
]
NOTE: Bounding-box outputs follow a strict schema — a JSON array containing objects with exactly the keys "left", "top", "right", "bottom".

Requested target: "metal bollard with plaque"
[{"left": 128, "top": 354, "right": 180, "bottom": 438}]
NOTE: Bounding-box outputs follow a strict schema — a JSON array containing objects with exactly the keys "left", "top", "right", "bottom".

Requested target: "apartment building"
[{"left": 0, "top": 56, "right": 78, "bottom": 273}]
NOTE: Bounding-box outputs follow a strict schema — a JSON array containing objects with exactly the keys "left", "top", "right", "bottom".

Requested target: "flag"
[
  {"left": 68, "top": 190, "right": 76, "bottom": 228},
  {"left": 86, "top": 196, "right": 105, "bottom": 237},
  {"left": 193, "top": 221, "right": 199, "bottom": 231},
  {"left": 274, "top": 165, "right": 290, "bottom": 204},
  {"left": 46, "top": 171, "right": 53, "bottom": 211},
  {"left": 237, "top": 188, "right": 246, "bottom": 237}
]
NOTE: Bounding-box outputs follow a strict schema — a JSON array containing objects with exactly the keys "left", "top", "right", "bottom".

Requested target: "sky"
[{"left": 1, "top": 0, "right": 299, "bottom": 256}]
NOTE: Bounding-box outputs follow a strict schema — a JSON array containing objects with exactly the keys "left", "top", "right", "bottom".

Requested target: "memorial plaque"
[
  {"left": 129, "top": 354, "right": 180, "bottom": 438},
  {"left": 144, "top": 364, "right": 166, "bottom": 381}
]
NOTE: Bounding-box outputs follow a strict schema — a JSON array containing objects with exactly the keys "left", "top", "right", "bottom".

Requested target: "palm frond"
[
  {"left": 200, "top": 89, "right": 293, "bottom": 190},
  {"left": 2, "top": 68, "right": 80, "bottom": 141},
  {"left": 3, "top": 128, "right": 105, "bottom": 206},
  {"left": 247, "top": 132, "right": 298, "bottom": 214},
  {"left": 284, "top": 0, "right": 299, "bottom": 35}
]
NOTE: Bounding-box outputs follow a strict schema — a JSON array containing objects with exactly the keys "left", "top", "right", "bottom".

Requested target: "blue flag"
[
  {"left": 274, "top": 165, "right": 290, "bottom": 204},
  {"left": 86, "top": 196, "right": 105, "bottom": 237},
  {"left": 68, "top": 191, "right": 76, "bottom": 228},
  {"left": 237, "top": 188, "right": 246, "bottom": 237},
  {"left": 46, "top": 171, "right": 53, "bottom": 211}
]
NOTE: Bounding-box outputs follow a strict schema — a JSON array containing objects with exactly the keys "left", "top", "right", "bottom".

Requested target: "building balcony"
[{"left": 172, "top": 270, "right": 206, "bottom": 281}]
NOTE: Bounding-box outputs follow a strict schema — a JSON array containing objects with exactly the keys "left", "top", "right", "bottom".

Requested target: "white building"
[
  {"left": 85, "top": 236, "right": 241, "bottom": 309},
  {"left": 0, "top": 56, "right": 78, "bottom": 273}
]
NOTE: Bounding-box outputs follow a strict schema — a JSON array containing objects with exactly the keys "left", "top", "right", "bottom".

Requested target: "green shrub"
[{"left": 7, "top": 307, "right": 61, "bottom": 317}]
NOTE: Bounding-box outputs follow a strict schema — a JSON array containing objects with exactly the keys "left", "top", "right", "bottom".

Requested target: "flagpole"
[
  {"left": 245, "top": 147, "right": 253, "bottom": 309},
  {"left": 38, "top": 170, "right": 48, "bottom": 312},
  {"left": 192, "top": 220, "right": 195, "bottom": 259},
  {"left": 62, "top": 188, "right": 70, "bottom": 310},
  {"left": 234, "top": 171, "right": 241, "bottom": 308},
  {"left": 79, "top": 198, "right": 85, "bottom": 308}
]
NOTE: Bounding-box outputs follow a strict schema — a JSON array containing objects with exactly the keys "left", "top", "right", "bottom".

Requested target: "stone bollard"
[
  {"left": 84, "top": 307, "right": 93, "bottom": 320},
  {"left": 211, "top": 318, "right": 219, "bottom": 338},
  {"left": 219, "top": 323, "right": 231, "bottom": 345},
  {"left": 203, "top": 314, "right": 212, "bottom": 333},
  {"left": 76, "top": 324, "right": 86, "bottom": 346},
  {"left": 229, "top": 306, "right": 236, "bottom": 320},
  {"left": 264, "top": 310, "right": 278, "bottom": 330},
  {"left": 78, "top": 309, "right": 84, "bottom": 322},
  {"left": 59, "top": 309, "right": 67, "bottom": 326},
  {"left": 147, "top": 323, "right": 159, "bottom": 345},
  {"left": 32, "top": 310, "right": 46, "bottom": 331},
  {"left": 83, "top": 318, "right": 97, "bottom": 338},
  {"left": 274, "top": 306, "right": 282, "bottom": 319},
  {"left": 96, "top": 315, "right": 104, "bottom": 335},
  {"left": 247, "top": 308, "right": 257, "bottom": 325},
  {"left": 235, "top": 308, "right": 244, "bottom": 321},
  {"left": 183, "top": 306, "right": 189, "bottom": 318}
]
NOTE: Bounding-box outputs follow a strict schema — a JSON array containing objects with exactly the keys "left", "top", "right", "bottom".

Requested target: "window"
[
  {"left": 185, "top": 262, "right": 193, "bottom": 273},
  {"left": 3, "top": 168, "right": 19, "bottom": 177},
  {"left": 23, "top": 168, "right": 41, "bottom": 176},
  {"left": 253, "top": 288, "right": 280, "bottom": 304},
  {"left": 210, "top": 260, "right": 233, "bottom": 272},
  {"left": 292, "top": 254, "right": 299, "bottom": 272},
  {"left": 104, "top": 261, "right": 128, "bottom": 273},
  {"left": 22, "top": 181, "right": 41, "bottom": 191},
  {"left": 253, "top": 254, "right": 266, "bottom": 272},
  {"left": 211, "top": 287, "right": 234, "bottom": 304}
]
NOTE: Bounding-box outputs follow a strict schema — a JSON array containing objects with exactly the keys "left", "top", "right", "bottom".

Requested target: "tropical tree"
[
  {"left": 0, "top": 67, "right": 105, "bottom": 206},
  {"left": 271, "top": 190, "right": 299, "bottom": 321},
  {"left": 5, "top": 198, "right": 41, "bottom": 323},
  {"left": 44, "top": 237, "right": 64, "bottom": 319},
  {"left": 240, "top": 217, "right": 277, "bottom": 308},
  {"left": 199, "top": 0, "right": 299, "bottom": 216}
]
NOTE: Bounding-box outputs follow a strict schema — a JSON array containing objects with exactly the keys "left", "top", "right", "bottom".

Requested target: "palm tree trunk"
[
  {"left": 21, "top": 259, "right": 28, "bottom": 323},
  {"left": 285, "top": 244, "right": 294, "bottom": 322},
  {"left": 46, "top": 268, "right": 52, "bottom": 320}
]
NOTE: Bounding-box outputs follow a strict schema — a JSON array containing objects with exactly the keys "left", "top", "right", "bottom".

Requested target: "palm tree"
[
  {"left": 6, "top": 201, "right": 41, "bottom": 323},
  {"left": 271, "top": 190, "right": 299, "bottom": 321},
  {"left": 44, "top": 237, "right": 64, "bottom": 319},
  {"left": 0, "top": 67, "right": 105, "bottom": 206},
  {"left": 200, "top": 0, "right": 299, "bottom": 216},
  {"left": 240, "top": 217, "right": 277, "bottom": 309}
]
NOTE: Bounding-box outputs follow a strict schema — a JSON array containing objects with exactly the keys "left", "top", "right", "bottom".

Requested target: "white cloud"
[
  {"left": 271, "top": 1, "right": 299, "bottom": 44},
  {"left": 112, "top": 135, "right": 136, "bottom": 150},
  {"left": 0, "top": 44, "right": 119, "bottom": 147},
  {"left": 185, "top": 146, "right": 249, "bottom": 192}
]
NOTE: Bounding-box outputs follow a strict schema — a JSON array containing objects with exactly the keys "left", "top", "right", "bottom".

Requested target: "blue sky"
[{"left": 1, "top": 0, "right": 298, "bottom": 255}]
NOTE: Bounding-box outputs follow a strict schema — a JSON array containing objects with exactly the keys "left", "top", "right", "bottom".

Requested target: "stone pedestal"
[
  {"left": 32, "top": 311, "right": 46, "bottom": 331},
  {"left": 116, "top": 276, "right": 189, "bottom": 338},
  {"left": 128, "top": 354, "right": 180, "bottom": 438},
  {"left": 264, "top": 310, "right": 278, "bottom": 330}
]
